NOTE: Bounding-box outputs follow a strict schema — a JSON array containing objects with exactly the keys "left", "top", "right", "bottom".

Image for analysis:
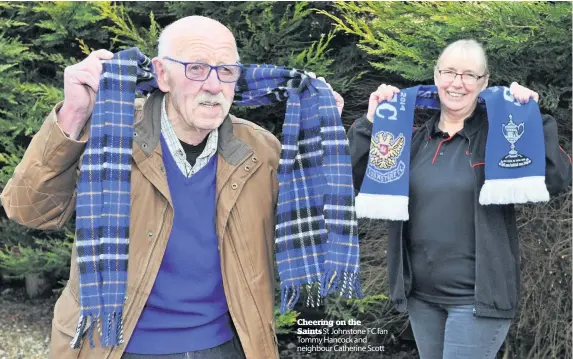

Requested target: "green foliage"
[
  {"left": 61, "top": 1, "right": 366, "bottom": 135},
  {"left": 346, "top": 293, "right": 388, "bottom": 314},
  {"left": 0, "top": 219, "right": 72, "bottom": 278},
  {"left": 324, "top": 293, "right": 388, "bottom": 321},
  {"left": 94, "top": 2, "right": 161, "bottom": 56},
  {"left": 0, "top": 4, "right": 50, "bottom": 187},
  {"left": 0, "top": 2, "right": 97, "bottom": 284},
  {"left": 31, "top": 2, "right": 106, "bottom": 48},
  {"left": 326, "top": 2, "right": 571, "bottom": 82},
  {"left": 273, "top": 307, "right": 299, "bottom": 335},
  {"left": 0, "top": 238, "right": 72, "bottom": 277}
]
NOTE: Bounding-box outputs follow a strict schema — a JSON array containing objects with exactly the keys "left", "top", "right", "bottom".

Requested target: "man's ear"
[{"left": 152, "top": 58, "right": 171, "bottom": 93}]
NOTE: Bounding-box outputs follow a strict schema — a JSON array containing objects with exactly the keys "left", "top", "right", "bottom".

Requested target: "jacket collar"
[{"left": 133, "top": 90, "right": 251, "bottom": 166}]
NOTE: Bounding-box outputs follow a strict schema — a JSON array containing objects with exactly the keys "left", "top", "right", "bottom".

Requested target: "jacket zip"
[
  {"left": 399, "top": 224, "right": 410, "bottom": 307},
  {"left": 218, "top": 159, "right": 275, "bottom": 359},
  {"left": 422, "top": 138, "right": 430, "bottom": 151},
  {"left": 110, "top": 202, "right": 170, "bottom": 359},
  {"left": 229, "top": 210, "right": 256, "bottom": 275},
  {"left": 467, "top": 136, "right": 478, "bottom": 317}
]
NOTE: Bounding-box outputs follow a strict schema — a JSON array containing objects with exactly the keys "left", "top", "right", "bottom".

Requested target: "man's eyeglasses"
[
  {"left": 438, "top": 70, "right": 486, "bottom": 86},
  {"left": 163, "top": 57, "right": 242, "bottom": 83}
]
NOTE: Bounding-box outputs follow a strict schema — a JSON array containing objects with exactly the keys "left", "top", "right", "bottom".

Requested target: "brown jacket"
[{"left": 1, "top": 91, "right": 281, "bottom": 359}]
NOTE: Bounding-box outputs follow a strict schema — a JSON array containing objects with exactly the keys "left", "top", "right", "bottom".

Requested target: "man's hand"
[
  {"left": 509, "top": 82, "right": 539, "bottom": 104},
  {"left": 318, "top": 77, "right": 344, "bottom": 116},
  {"left": 333, "top": 90, "right": 344, "bottom": 117},
  {"left": 308, "top": 72, "right": 344, "bottom": 116},
  {"left": 367, "top": 84, "right": 400, "bottom": 123},
  {"left": 58, "top": 49, "right": 114, "bottom": 139}
]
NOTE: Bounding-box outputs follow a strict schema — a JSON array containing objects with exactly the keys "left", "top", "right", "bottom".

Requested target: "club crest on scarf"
[
  {"left": 499, "top": 114, "right": 531, "bottom": 168},
  {"left": 367, "top": 131, "right": 406, "bottom": 183}
]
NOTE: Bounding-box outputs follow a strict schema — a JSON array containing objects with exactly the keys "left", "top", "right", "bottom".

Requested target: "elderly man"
[{"left": 0, "top": 16, "right": 327, "bottom": 359}]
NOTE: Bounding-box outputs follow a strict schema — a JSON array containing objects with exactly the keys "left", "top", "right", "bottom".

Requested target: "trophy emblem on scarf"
[{"left": 499, "top": 115, "right": 532, "bottom": 168}]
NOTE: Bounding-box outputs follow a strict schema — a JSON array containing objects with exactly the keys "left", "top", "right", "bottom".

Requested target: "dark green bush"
[{"left": 0, "top": 2, "right": 570, "bottom": 357}]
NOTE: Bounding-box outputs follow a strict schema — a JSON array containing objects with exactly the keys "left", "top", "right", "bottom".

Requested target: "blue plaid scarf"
[
  {"left": 72, "top": 48, "right": 156, "bottom": 348},
  {"left": 235, "top": 66, "right": 363, "bottom": 313},
  {"left": 356, "top": 85, "right": 548, "bottom": 221},
  {"left": 73, "top": 50, "right": 362, "bottom": 348}
]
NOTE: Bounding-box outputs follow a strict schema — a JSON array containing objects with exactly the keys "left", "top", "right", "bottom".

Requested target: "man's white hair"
[
  {"left": 435, "top": 39, "right": 488, "bottom": 75},
  {"left": 157, "top": 20, "right": 240, "bottom": 62}
]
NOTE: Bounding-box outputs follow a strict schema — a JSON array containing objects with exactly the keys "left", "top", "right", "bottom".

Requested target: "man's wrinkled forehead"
[
  {"left": 162, "top": 18, "right": 239, "bottom": 63},
  {"left": 173, "top": 34, "right": 238, "bottom": 63}
]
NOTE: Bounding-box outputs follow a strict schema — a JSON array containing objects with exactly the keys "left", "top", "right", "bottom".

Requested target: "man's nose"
[{"left": 202, "top": 68, "right": 223, "bottom": 94}]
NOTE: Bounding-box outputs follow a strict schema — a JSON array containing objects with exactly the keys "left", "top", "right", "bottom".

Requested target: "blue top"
[{"left": 125, "top": 137, "right": 233, "bottom": 354}]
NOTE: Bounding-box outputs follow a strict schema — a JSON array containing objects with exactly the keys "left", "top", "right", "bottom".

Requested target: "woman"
[{"left": 347, "top": 39, "right": 571, "bottom": 359}]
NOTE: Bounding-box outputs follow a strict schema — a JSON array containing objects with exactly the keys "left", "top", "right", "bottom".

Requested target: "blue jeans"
[
  {"left": 121, "top": 337, "right": 245, "bottom": 359},
  {"left": 407, "top": 296, "right": 511, "bottom": 359}
]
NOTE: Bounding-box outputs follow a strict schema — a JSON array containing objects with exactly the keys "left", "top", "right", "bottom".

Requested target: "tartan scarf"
[
  {"left": 234, "top": 66, "right": 363, "bottom": 313},
  {"left": 72, "top": 48, "right": 156, "bottom": 348},
  {"left": 73, "top": 48, "right": 362, "bottom": 348}
]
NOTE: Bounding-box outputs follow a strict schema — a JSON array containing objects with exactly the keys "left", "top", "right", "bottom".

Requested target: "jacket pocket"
[{"left": 49, "top": 285, "right": 82, "bottom": 359}]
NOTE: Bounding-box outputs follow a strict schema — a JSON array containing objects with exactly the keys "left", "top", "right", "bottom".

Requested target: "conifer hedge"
[{"left": 0, "top": 2, "right": 569, "bottom": 358}]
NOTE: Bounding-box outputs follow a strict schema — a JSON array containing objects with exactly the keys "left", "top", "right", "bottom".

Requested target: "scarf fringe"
[
  {"left": 70, "top": 315, "right": 87, "bottom": 349},
  {"left": 279, "top": 270, "right": 364, "bottom": 314},
  {"left": 479, "top": 176, "right": 549, "bottom": 205},
  {"left": 321, "top": 268, "right": 364, "bottom": 300},
  {"left": 355, "top": 193, "right": 409, "bottom": 220},
  {"left": 280, "top": 284, "right": 301, "bottom": 313},
  {"left": 70, "top": 312, "right": 124, "bottom": 349},
  {"left": 304, "top": 283, "right": 323, "bottom": 309}
]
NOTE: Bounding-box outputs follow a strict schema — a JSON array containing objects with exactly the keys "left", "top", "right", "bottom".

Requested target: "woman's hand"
[
  {"left": 510, "top": 82, "right": 539, "bottom": 104},
  {"left": 367, "top": 84, "right": 400, "bottom": 123}
]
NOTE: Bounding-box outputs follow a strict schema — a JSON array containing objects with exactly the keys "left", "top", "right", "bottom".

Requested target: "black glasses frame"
[{"left": 438, "top": 69, "right": 486, "bottom": 85}]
